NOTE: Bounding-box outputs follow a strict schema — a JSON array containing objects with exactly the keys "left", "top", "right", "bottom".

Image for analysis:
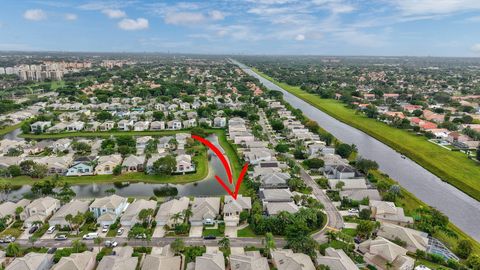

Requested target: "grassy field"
[
  {"left": 370, "top": 171, "right": 480, "bottom": 255},
  {"left": 0, "top": 122, "right": 23, "bottom": 137},
  {"left": 252, "top": 68, "right": 480, "bottom": 202}
]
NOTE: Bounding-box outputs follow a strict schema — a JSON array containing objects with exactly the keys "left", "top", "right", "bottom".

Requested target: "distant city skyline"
[{"left": 0, "top": 0, "right": 480, "bottom": 56}]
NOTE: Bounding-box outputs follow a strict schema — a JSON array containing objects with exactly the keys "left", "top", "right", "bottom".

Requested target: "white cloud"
[
  {"left": 391, "top": 0, "right": 480, "bottom": 16},
  {"left": 64, "top": 13, "right": 78, "bottom": 21},
  {"left": 165, "top": 12, "right": 207, "bottom": 25},
  {"left": 23, "top": 9, "right": 47, "bottom": 21},
  {"left": 102, "top": 9, "right": 126, "bottom": 19},
  {"left": 118, "top": 18, "right": 149, "bottom": 30},
  {"left": 471, "top": 44, "right": 480, "bottom": 53},
  {"left": 209, "top": 10, "right": 225, "bottom": 21},
  {"left": 295, "top": 34, "right": 305, "bottom": 41}
]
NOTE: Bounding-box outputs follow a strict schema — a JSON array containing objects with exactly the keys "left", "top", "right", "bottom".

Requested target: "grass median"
[{"left": 252, "top": 68, "right": 480, "bottom": 202}]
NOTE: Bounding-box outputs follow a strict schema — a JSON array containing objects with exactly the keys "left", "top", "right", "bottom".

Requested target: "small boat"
[{"left": 401, "top": 155, "right": 406, "bottom": 159}]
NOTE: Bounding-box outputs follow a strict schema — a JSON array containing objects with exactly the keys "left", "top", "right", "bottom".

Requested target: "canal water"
[{"left": 233, "top": 60, "right": 480, "bottom": 241}]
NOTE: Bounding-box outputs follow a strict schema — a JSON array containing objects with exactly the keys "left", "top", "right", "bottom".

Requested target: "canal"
[{"left": 233, "top": 60, "right": 480, "bottom": 241}]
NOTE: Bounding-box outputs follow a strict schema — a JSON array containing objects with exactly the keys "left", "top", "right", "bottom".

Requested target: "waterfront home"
[
  {"left": 230, "top": 131, "right": 255, "bottom": 145},
  {"left": 213, "top": 117, "right": 226, "bottom": 128},
  {"left": 158, "top": 136, "right": 174, "bottom": 149},
  {"left": 155, "top": 197, "right": 190, "bottom": 227},
  {"left": 243, "top": 149, "right": 273, "bottom": 165},
  {"left": 134, "top": 121, "right": 150, "bottom": 131},
  {"left": 229, "top": 250, "right": 269, "bottom": 270},
  {"left": 167, "top": 120, "right": 182, "bottom": 130},
  {"left": 66, "top": 121, "right": 85, "bottom": 131},
  {"left": 30, "top": 121, "right": 51, "bottom": 133},
  {"left": 324, "top": 164, "right": 357, "bottom": 179},
  {"left": 377, "top": 223, "right": 429, "bottom": 253},
  {"left": 30, "top": 155, "right": 74, "bottom": 175},
  {"left": 223, "top": 195, "right": 251, "bottom": 226},
  {"left": 328, "top": 178, "right": 368, "bottom": 190},
  {"left": 89, "top": 195, "right": 128, "bottom": 226},
  {"left": 186, "top": 248, "right": 225, "bottom": 270},
  {"left": 51, "top": 251, "right": 97, "bottom": 270},
  {"left": 20, "top": 196, "right": 61, "bottom": 227},
  {"left": 259, "top": 173, "right": 289, "bottom": 188},
  {"left": 118, "top": 119, "right": 134, "bottom": 131},
  {"left": 175, "top": 154, "right": 195, "bottom": 173},
  {"left": 85, "top": 121, "right": 101, "bottom": 131},
  {"left": 358, "top": 237, "right": 414, "bottom": 270},
  {"left": 122, "top": 155, "right": 146, "bottom": 173},
  {"left": 66, "top": 160, "right": 94, "bottom": 176},
  {"left": 6, "top": 253, "right": 53, "bottom": 270},
  {"left": 150, "top": 121, "right": 165, "bottom": 130},
  {"left": 47, "top": 122, "right": 68, "bottom": 133},
  {"left": 97, "top": 247, "right": 137, "bottom": 270},
  {"left": 190, "top": 197, "right": 220, "bottom": 226},
  {"left": 316, "top": 248, "right": 359, "bottom": 270},
  {"left": 49, "top": 200, "right": 90, "bottom": 227},
  {"left": 199, "top": 118, "right": 212, "bottom": 127},
  {"left": 120, "top": 199, "right": 157, "bottom": 227},
  {"left": 340, "top": 189, "right": 382, "bottom": 201},
  {"left": 0, "top": 199, "right": 30, "bottom": 221},
  {"left": 271, "top": 249, "right": 315, "bottom": 270},
  {"left": 183, "top": 119, "right": 197, "bottom": 128},
  {"left": 369, "top": 200, "right": 414, "bottom": 226},
  {"left": 95, "top": 154, "right": 122, "bottom": 175},
  {"left": 98, "top": 121, "right": 115, "bottom": 131}
]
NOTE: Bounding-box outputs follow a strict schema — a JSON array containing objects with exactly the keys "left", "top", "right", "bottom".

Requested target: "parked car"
[
  {"left": 348, "top": 208, "right": 359, "bottom": 214},
  {"left": 1, "top": 235, "right": 15, "bottom": 243},
  {"left": 135, "top": 233, "right": 147, "bottom": 239},
  {"left": 55, "top": 235, "right": 67, "bottom": 241},
  {"left": 83, "top": 232, "right": 99, "bottom": 240},
  {"left": 102, "top": 225, "right": 109, "bottom": 233},
  {"left": 105, "top": 240, "right": 118, "bottom": 247},
  {"left": 47, "top": 247, "right": 57, "bottom": 254},
  {"left": 47, "top": 226, "right": 56, "bottom": 234},
  {"left": 29, "top": 225, "right": 39, "bottom": 234},
  {"left": 117, "top": 228, "right": 124, "bottom": 236},
  {"left": 203, "top": 235, "right": 216, "bottom": 240}
]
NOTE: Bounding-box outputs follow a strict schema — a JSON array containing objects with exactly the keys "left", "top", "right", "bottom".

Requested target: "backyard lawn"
[{"left": 252, "top": 68, "right": 480, "bottom": 202}]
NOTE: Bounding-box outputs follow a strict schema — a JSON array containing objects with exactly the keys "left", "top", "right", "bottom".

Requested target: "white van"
[
  {"left": 46, "top": 226, "right": 56, "bottom": 234},
  {"left": 82, "top": 232, "right": 99, "bottom": 240}
]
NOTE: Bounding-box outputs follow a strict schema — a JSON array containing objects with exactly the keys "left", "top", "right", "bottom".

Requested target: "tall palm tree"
[
  {"left": 265, "top": 232, "right": 276, "bottom": 258},
  {"left": 182, "top": 208, "right": 192, "bottom": 223},
  {"left": 6, "top": 242, "right": 21, "bottom": 258},
  {"left": 170, "top": 212, "right": 183, "bottom": 226}
]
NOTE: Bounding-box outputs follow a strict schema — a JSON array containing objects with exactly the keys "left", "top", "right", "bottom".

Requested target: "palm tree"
[
  {"left": 171, "top": 238, "right": 185, "bottom": 255},
  {"left": 14, "top": 206, "right": 23, "bottom": 221},
  {"left": 182, "top": 208, "right": 192, "bottom": 223},
  {"left": 170, "top": 212, "right": 183, "bottom": 226},
  {"left": 72, "top": 239, "right": 84, "bottom": 253},
  {"left": 6, "top": 242, "right": 21, "bottom": 258},
  {"left": 94, "top": 237, "right": 103, "bottom": 250},
  {"left": 138, "top": 208, "right": 155, "bottom": 227},
  {"left": 265, "top": 232, "right": 276, "bottom": 258},
  {"left": 219, "top": 237, "right": 230, "bottom": 256}
]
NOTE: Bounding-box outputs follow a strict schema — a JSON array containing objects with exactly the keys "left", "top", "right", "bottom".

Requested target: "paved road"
[{"left": 12, "top": 236, "right": 286, "bottom": 248}]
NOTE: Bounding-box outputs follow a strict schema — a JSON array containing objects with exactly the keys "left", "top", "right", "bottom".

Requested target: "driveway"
[
  {"left": 189, "top": 226, "right": 203, "bottom": 238},
  {"left": 224, "top": 226, "right": 238, "bottom": 238},
  {"left": 152, "top": 226, "right": 165, "bottom": 238}
]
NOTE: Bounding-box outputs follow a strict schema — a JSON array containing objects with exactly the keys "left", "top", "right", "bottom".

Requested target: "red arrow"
[{"left": 191, "top": 135, "right": 249, "bottom": 200}]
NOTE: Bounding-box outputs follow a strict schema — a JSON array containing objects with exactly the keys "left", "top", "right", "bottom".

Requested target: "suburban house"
[
  {"left": 183, "top": 119, "right": 197, "bottom": 128},
  {"left": 30, "top": 121, "right": 51, "bottom": 133},
  {"left": 158, "top": 136, "right": 174, "bottom": 149},
  {"left": 140, "top": 245, "right": 182, "bottom": 270},
  {"left": 213, "top": 117, "right": 227, "bottom": 128},
  {"left": 340, "top": 189, "right": 382, "bottom": 201},
  {"left": 229, "top": 250, "right": 269, "bottom": 270},
  {"left": 6, "top": 253, "right": 53, "bottom": 270},
  {"left": 358, "top": 237, "right": 414, "bottom": 270},
  {"left": 0, "top": 199, "right": 30, "bottom": 220},
  {"left": 316, "top": 248, "right": 359, "bottom": 270},
  {"left": 20, "top": 197, "right": 61, "bottom": 228},
  {"left": 369, "top": 200, "right": 414, "bottom": 226},
  {"left": 325, "top": 164, "right": 358, "bottom": 179},
  {"left": 85, "top": 121, "right": 101, "bottom": 131},
  {"left": 49, "top": 200, "right": 90, "bottom": 227},
  {"left": 223, "top": 195, "right": 251, "bottom": 226},
  {"left": 260, "top": 189, "right": 299, "bottom": 215},
  {"left": 118, "top": 120, "right": 134, "bottom": 131},
  {"left": 175, "top": 154, "right": 195, "bottom": 173},
  {"left": 136, "top": 136, "right": 152, "bottom": 154},
  {"left": 51, "top": 251, "right": 97, "bottom": 270},
  {"left": 134, "top": 121, "right": 150, "bottom": 131},
  {"left": 32, "top": 155, "right": 74, "bottom": 175},
  {"left": 186, "top": 248, "right": 225, "bottom": 270},
  {"left": 97, "top": 247, "right": 138, "bottom": 270},
  {"left": 167, "top": 120, "right": 182, "bottom": 130},
  {"left": 155, "top": 197, "right": 190, "bottom": 227},
  {"left": 66, "top": 160, "right": 94, "bottom": 176},
  {"left": 259, "top": 172, "right": 289, "bottom": 188},
  {"left": 95, "top": 154, "right": 123, "bottom": 175},
  {"left": 120, "top": 199, "right": 157, "bottom": 227},
  {"left": 190, "top": 197, "right": 220, "bottom": 226},
  {"left": 66, "top": 121, "right": 85, "bottom": 131},
  {"left": 244, "top": 149, "right": 273, "bottom": 165},
  {"left": 150, "top": 121, "right": 166, "bottom": 130},
  {"left": 89, "top": 195, "right": 128, "bottom": 226},
  {"left": 98, "top": 121, "right": 115, "bottom": 131},
  {"left": 377, "top": 223, "right": 429, "bottom": 252},
  {"left": 122, "top": 155, "right": 146, "bottom": 173},
  {"left": 271, "top": 249, "right": 316, "bottom": 270}
]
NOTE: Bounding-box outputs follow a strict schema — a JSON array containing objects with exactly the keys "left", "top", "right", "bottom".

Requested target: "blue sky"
[{"left": 0, "top": 0, "right": 480, "bottom": 56}]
